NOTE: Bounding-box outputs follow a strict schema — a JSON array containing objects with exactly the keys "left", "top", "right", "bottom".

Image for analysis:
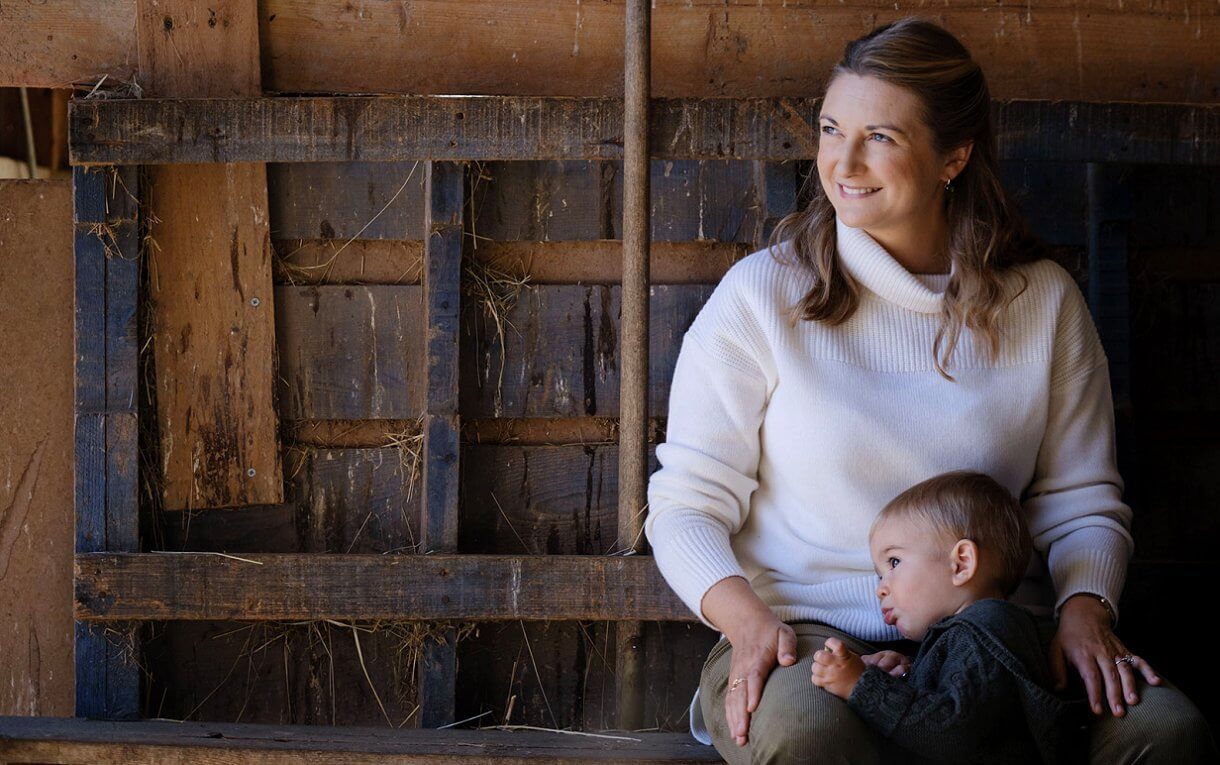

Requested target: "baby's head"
[{"left": 870, "top": 470, "right": 1032, "bottom": 640}]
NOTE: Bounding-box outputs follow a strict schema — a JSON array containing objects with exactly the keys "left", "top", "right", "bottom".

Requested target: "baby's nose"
[{"left": 875, "top": 580, "right": 887, "bottom": 598}]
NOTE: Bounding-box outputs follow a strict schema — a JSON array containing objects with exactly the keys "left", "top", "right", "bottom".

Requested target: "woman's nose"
[{"left": 840, "top": 138, "right": 867, "bottom": 175}]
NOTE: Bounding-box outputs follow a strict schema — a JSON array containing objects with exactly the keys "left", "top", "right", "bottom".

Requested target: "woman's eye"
[
  {"left": 870, "top": 133, "right": 891, "bottom": 143},
  {"left": 820, "top": 125, "right": 836, "bottom": 136}
]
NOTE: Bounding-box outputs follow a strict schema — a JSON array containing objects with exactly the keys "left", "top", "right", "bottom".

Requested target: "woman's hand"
[
  {"left": 1050, "top": 594, "right": 1162, "bottom": 717},
  {"left": 722, "top": 613, "right": 798, "bottom": 747},
  {"left": 701, "top": 576, "right": 797, "bottom": 748},
  {"left": 861, "top": 649, "right": 912, "bottom": 678}
]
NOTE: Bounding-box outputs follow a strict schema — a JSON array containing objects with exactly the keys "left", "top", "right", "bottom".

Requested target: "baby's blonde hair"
[{"left": 874, "top": 470, "right": 1032, "bottom": 596}]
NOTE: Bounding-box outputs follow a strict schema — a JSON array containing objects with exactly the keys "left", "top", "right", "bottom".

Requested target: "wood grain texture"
[
  {"left": 147, "top": 162, "right": 283, "bottom": 509},
  {"left": 72, "top": 166, "right": 141, "bottom": 720},
  {"left": 72, "top": 97, "right": 1220, "bottom": 166},
  {"left": 139, "top": 0, "right": 281, "bottom": 510},
  {"left": 275, "top": 286, "right": 426, "bottom": 420},
  {"left": 0, "top": 181, "right": 76, "bottom": 716},
  {"left": 460, "top": 285, "right": 713, "bottom": 418},
  {"left": 256, "top": 1, "right": 1220, "bottom": 102},
  {"left": 268, "top": 162, "right": 425, "bottom": 240},
  {"left": 461, "top": 446, "right": 659, "bottom": 557},
  {"left": 74, "top": 554, "right": 693, "bottom": 622},
  {"left": 274, "top": 240, "right": 424, "bottom": 285},
  {"left": 11, "top": 1, "right": 1220, "bottom": 104},
  {"left": 0, "top": 715, "right": 722, "bottom": 762}
]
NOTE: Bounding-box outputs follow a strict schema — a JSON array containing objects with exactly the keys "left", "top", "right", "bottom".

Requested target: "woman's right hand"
[
  {"left": 723, "top": 615, "right": 799, "bottom": 747},
  {"left": 701, "top": 576, "right": 798, "bottom": 748}
]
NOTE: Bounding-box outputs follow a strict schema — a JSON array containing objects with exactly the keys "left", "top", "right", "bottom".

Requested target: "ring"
[
  {"left": 729, "top": 677, "right": 746, "bottom": 692},
  {"left": 1114, "top": 654, "right": 1137, "bottom": 666}
]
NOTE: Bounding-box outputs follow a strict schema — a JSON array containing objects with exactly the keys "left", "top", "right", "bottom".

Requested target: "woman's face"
[{"left": 816, "top": 73, "right": 960, "bottom": 243}]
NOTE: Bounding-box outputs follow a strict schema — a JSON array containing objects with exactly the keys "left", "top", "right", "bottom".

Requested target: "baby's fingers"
[{"left": 824, "top": 637, "right": 846, "bottom": 657}]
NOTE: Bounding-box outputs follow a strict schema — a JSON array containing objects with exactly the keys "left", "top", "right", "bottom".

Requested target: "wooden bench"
[{"left": 0, "top": 717, "right": 723, "bottom": 764}]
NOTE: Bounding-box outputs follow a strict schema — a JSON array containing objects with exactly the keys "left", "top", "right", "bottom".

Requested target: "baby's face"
[{"left": 870, "top": 516, "right": 965, "bottom": 640}]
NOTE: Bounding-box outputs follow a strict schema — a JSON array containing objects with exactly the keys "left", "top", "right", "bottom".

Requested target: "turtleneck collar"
[{"left": 835, "top": 217, "right": 949, "bottom": 314}]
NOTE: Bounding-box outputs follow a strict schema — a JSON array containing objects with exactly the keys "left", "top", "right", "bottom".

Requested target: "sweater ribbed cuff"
[
  {"left": 646, "top": 510, "right": 747, "bottom": 629},
  {"left": 1048, "top": 526, "right": 1131, "bottom": 624}
]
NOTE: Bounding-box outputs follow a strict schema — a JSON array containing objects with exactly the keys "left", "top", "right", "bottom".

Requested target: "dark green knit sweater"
[{"left": 847, "top": 598, "right": 1090, "bottom": 765}]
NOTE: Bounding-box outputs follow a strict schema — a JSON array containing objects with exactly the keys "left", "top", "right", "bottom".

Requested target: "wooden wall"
[
  {"left": 136, "top": 155, "right": 1220, "bottom": 728},
  {"left": 0, "top": 180, "right": 76, "bottom": 717}
]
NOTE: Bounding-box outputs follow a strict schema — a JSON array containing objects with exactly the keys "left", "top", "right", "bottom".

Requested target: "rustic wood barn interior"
[{"left": 0, "top": 1, "right": 1216, "bottom": 762}]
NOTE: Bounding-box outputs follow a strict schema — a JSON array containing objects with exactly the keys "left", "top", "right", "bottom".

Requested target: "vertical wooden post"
[
  {"left": 419, "top": 161, "right": 465, "bottom": 727},
  {"left": 616, "top": 0, "right": 651, "bottom": 732},
  {"left": 1086, "top": 163, "right": 1135, "bottom": 471},
  {"left": 74, "top": 165, "right": 140, "bottom": 718}
]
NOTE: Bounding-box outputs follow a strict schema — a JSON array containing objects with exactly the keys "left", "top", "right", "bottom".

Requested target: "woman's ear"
[
  {"left": 943, "top": 141, "right": 974, "bottom": 183},
  {"left": 950, "top": 538, "right": 979, "bottom": 586}
]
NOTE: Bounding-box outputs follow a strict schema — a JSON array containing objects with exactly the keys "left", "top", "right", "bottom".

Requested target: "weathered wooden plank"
[
  {"left": 274, "top": 240, "right": 424, "bottom": 285},
  {"left": 461, "top": 446, "right": 659, "bottom": 556},
  {"left": 0, "top": 716, "right": 722, "bottom": 762},
  {"left": 460, "top": 285, "right": 713, "bottom": 418},
  {"left": 273, "top": 240, "right": 746, "bottom": 286},
  {"left": 143, "top": 619, "right": 425, "bottom": 727},
  {"left": 71, "top": 97, "right": 1220, "bottom": 165},
  {"left": 72, "top": 165, "right": 140, "bottom": 720},
  {"left": 457, "top": 620, "right": 717, "bottom": 732},
  {"left": 75, "top": 554, "right": 693, "bottom": 623},
  {"left": 12, "top": 0, "right": 1220, "bottom": 105},
  {"left": 275, "top": 286, "right": 426, "bottom": 420},
  {"left": 462, "top": 417, "right": 667, "bottom": 446},
  {"left": 474, "top": 159, "right": 785, "bottom": 242},
  {"left": 421, "top": 162, "right": 465, "bottom": 727},
  {"left": 268, "top": 162, "right": 426, "bottom": 240},
  {"left": 0, "top": 181, "right": 76, "bottom": 716},
  {"left": 158, "top": 448, "right": 422, "bottom": 556},
  {"left": 140, "top": 1, "right": 281, "bottom": 510}
]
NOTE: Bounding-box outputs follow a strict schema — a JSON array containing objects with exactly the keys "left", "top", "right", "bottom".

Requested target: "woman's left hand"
[{"left": 1049, "top": 594, "right": 1163, "bottom": 717}]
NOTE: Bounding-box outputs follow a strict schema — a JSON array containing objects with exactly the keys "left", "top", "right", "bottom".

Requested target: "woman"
[{"left": 644, "top": 16, "right": 1215, "bottom": 764}]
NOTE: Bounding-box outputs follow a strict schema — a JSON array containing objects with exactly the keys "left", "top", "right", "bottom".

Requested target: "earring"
[{"left": 944, "top": 178, "right": 953, "bottom": 191}]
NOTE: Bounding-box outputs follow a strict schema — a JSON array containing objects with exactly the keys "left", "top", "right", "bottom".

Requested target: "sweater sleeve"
[
  {"left": 1023, "top": 274, "right": 1133, "bottom": 623},
  {"left": 847, "top": 635, "right": 1017, "bottom": 761},
  {"left": 644, "top": 266, "right": 774, "bottom": 628}
]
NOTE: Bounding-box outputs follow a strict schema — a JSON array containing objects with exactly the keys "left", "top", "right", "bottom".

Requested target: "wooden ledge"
[
  {"left": 70, "top": 96, "right": 1220, "bottom": 165},
  {"left": 0, "top": 716, "right": 724, "bottom": 764}
]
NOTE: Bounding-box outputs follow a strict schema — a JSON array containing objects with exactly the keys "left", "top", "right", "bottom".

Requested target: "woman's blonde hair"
[{"left": 767, "top": 16, "right": 1046, "bottom": 379}]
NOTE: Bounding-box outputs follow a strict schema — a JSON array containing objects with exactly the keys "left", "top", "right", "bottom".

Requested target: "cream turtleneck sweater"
[{"left": 645, "top": 218, "right": 1133, "bottom": 643}]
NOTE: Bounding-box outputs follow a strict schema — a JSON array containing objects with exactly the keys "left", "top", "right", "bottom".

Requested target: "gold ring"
[{"left": 729, "top": 677, "right": 746, "bottom": 692}]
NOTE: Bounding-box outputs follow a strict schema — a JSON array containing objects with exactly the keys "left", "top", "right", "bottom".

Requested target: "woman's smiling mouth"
[{"left": 839, "top": 183, "right": 881, "bottom": 198}]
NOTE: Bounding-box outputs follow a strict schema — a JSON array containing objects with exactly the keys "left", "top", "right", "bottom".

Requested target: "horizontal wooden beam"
[
  {"left": 75, "top": 553, "right": 694, "bottom": 622},
  {"left": 0, "top": 716, "right": 723, "bottom": 763},
  {"left": 8, "top": 2, "right": 1220, "bottom": 104},
  {"left": 70, "top": 96, "right": 1220, "bottom": 166}
]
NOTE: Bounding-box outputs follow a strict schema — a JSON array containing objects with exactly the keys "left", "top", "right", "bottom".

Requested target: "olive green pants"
[{"left": 700, "top": 621, "right": 1218, "bottom": 764}]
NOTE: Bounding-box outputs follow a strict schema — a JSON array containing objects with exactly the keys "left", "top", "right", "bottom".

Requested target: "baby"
[{"left": 810, "top": 470, "right": 1089, "bottom": 764}]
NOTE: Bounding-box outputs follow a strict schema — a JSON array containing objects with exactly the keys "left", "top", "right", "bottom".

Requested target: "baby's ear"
[{"left": 950, "top": 538, "right": 979, "bottom": 586}]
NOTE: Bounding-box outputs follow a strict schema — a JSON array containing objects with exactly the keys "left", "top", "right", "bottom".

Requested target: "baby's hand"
[
  {"left": 810, "top": 637, "right": 866, "bottom": 699},
  {"left": 861, "top": 649, "right": 912, "bottom": 678}
]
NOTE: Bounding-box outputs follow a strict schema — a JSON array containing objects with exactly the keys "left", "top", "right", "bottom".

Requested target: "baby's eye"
[{"left": 887, "top": 557, "right": 900, "bottom": 569}]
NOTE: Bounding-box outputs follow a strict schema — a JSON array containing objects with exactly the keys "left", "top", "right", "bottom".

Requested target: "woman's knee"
[
  {"left": 744, "top": 663, "right": 889, "bottom": 764},
  {"left": 1089, "top": 679, "right": 1219, "bottom": 764}
]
